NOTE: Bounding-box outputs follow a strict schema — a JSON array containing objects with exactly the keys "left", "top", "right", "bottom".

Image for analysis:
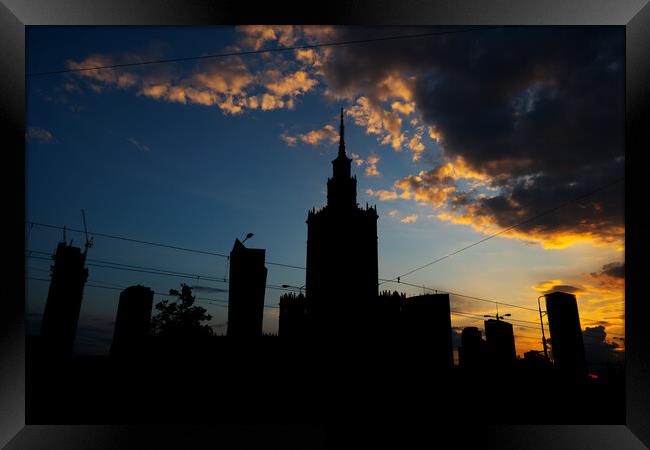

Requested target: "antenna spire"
[{"left": 338, "top": 107, "right": 346, "bottom": 157}]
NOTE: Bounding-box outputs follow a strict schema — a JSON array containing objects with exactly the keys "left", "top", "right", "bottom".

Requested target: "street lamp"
[
  {"left": 483, "top": 313, "right": 511, "bottom": 321},
  {"left": 538, "top": 295, "right": 550, "bottom": 360},
  {"left": 241, "top": 232, "right": 254, "bottom": 244}
]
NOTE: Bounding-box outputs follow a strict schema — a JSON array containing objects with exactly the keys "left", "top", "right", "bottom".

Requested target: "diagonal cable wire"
[
  {"left": 386, "top": 177, "right": 624, "bottom": 283},
  {"left": 26, "top": 26, "right": 507, "bottom": 77}
]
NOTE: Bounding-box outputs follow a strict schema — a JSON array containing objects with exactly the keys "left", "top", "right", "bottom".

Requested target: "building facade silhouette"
[
  {"left": 305, "top": 109, "right": 378, "bottom": 335},
  {"left": 40, "top": 241, "right": 89, "bottom": 357},
  {"left": 459, "top": 326, "right": 485, "bottom": 369},
  {"left": 279, "top": 292, "right": 309, "bottom": 337},
  {"left": 110, "top": 285, "right": 154, "bottom": 358},
  {"left": 545, "top": 291, "right": 587, "bottom": 377},
  {"left": 227, "top": 238, "right": 268, "bottom": 337},
  {"left": 484, "top": 318, "right": 516, "bottom": 368},
  {"left": 400, "top": 293, "right": 453, "bottom": 368}
]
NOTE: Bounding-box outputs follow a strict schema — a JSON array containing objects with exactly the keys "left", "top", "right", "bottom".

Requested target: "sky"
[{"left": 25, "top": 26, "right": 625, "bottom": 362}]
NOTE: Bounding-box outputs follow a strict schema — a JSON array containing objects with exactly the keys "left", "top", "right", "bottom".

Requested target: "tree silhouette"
[{"left": 150, "top": 283, "right": 214, "bottom": 339}]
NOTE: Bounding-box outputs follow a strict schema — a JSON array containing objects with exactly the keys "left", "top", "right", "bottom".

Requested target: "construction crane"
[{"left": 81, "top": 209, "right": 94, "bottom": 254}]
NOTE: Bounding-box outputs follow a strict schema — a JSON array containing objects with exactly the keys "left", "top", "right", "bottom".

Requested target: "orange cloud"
[
  {"left": 376, "top": 73, "right": 414, "bottom": 102},
  {"left": 428, "top": 126, "right": 442, "bottom": 142},
  {"left": 281, "top": 124, "right": 338, "bottom": 147},
  {"left": 400, "top": 214, "right": 418, "bottom": 223},
  {"left": 365, "top": 153, "right": 381, "bottom": 177},
  {"left": 348, "top": 97, "right": 404, "bottom": 150},
  {"left": 350, "top": 153, "right": 364, "bottom": 166},
  {"left": 367, "top": 157, "right": 487, "bottom": 207},
  {"left": 67, "top": 54, "right": 138, "bottom": 88},
  {"left": 237, "top": 25, "right": 300, "bottom": 50},
  {"left": 366, "top": 188, "right": 398, "bottom": 201},
  {"left": 437, "top": 209, "right": 624, "bottom": 250},
  {"left": 68, "top": 48, "right": 317, "bottom": 115},
  {"left": 391, "top": 101, "right": 415, "bottom": 115},
  {"left": 265, "top": 70, "right": 318, "bottom": 97}
]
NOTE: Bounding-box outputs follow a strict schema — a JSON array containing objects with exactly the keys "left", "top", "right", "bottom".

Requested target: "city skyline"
[{"left": 26, "top": 25, "right": 624, "bottom": 362}]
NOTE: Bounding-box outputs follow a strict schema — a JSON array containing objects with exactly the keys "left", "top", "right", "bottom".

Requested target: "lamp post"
[
  {"left": 538, "top": 295, "right": 549, "bottom": 360},
  {"left": 484, "top": 313, "right": 511, "bottom": 321},
  {"left": 241, "top": 232, "right": 254, "bottom": 245}
]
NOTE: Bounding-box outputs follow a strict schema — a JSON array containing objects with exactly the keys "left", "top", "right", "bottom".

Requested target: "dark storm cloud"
[
  {"left": 590, "top": 261, "right": 625, "bottom": 288},
  {"left": 320, "top": 27, "right": 624, "bottom": 246},
  {"left": 594, "top": 262, "right": 625, "bottom": 279},
  {"left": 582, "top": 325, "right": 623, "bottom": 369}
]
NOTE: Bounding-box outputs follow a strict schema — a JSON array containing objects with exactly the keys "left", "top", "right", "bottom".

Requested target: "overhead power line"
[
  {"left": 26, "top": 274, "right": 621, "bottom": 337},
  {"left": 380, "top": 277, "right": 540, "bottom": 312},
  {"left": 26, "top": 247, "right": 624, "bottom": 334},
  {"left": 26, "top": 26, "right": 506, "bottom": 77},
  {"left": 387, "top": 177, "right": 624, "bottom": 282},
  {"left": 25, "top": 276, "right": 279, "bottom": 309},
  {"left": 26, "top": 221, "right": 305, "bottom": 270},
  {"left": 25, "top": 253, "right": 294, "bottom": 293}
]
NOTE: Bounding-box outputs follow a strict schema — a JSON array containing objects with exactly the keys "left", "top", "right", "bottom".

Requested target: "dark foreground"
[{"left": 26, "top": 336, "right": 624, "bottom": 425}]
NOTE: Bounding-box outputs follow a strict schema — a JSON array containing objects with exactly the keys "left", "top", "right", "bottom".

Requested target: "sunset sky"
[{"left": 25, "top": 26, "right": 625, "bottom": 361}]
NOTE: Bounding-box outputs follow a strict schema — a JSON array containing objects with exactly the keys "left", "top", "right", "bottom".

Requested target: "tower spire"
[{"left": 338, "top": 107, "right": 346, "bottom": 157}]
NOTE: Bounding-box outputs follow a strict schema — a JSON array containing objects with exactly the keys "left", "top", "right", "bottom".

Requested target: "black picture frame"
[{"left": 1, "top": 1, "right": 649, "bottom": 448}]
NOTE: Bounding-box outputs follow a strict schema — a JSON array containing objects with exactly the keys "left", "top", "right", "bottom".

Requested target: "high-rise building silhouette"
[
  {"left": 484, "top": 318, "right": 516, "bottom": 368},
  {"left": 459, "top": 326, "right": 485, "bottom": 369},
  {"left": 110, "top": 285, "right": 154, "bottom": 358},
  {"left": 305, "top": 109, "right": 378, "bottom": 335},
  {"left": 545, "top": 291, "right": 587, "bottom": 377},
  {"left": 400, "top": 293, "right": 453, "bottom": 368},
  {"left": 227, "top": 238, "right": 268, "bottom": 337},
  {"left": 40, "top": 241, "right": 89, "bottom": 357}
]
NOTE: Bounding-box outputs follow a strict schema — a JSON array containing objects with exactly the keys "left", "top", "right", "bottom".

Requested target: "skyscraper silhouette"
[
  {"left": 484, "top": 318, "right": 516, "bottom": 369},
  {"left": 40, "top": 241, "right": 89, "bottom": 357},
  {"left": 545, "top": 291, "right": 587, "bottom": 377},
  {"left": 110, "top": 285, "right": 154, "bottom": 358},
  {"left": 227, "top": 238, "right": 268, "bottom": 337},
  {"left": 459, "top": 326, "right": 485, "bottom": 369},
  {"left": 305, "top": 109, "right": 378, "bottom": 335}
]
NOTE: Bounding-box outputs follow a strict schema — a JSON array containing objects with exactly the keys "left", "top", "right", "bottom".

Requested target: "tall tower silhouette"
[
  {"left": 110, "top": 285, "right": 154, "bottom": 359},
  {"left": 40, "top": 240, "right": 89, "bottom": 357},
  {"left": 545, "top": 291, "right": 587, "bottom": 378},
  {"left": 484, "top": 318, "right": 517, "bottom": 369},
  {"left": 227, "top": 238, "right": 268, "bottom": 337},
  {"left": 306, "top": 109, "right": 378, "bottom": 336}
]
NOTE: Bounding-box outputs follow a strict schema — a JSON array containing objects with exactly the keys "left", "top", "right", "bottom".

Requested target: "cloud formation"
[
  {"left": 281, "top": 124, "right": 338, "bottom": 147},
  {"left": 128, "top": 137, "right": 150, "bottom": 152},
  {"left": 364, "top": 152, "right": 381, "bottom": 177},
  {"left": 315, "top": 26, "right": 624, "bottom": 249},
  {"left": 63, "top": 26, "right": 624, "bottom": 249},
  {"left": 582, "top": 325, "right": 623, "bottom": 369},
  {"left": 590, "top": 262, "right": 625, "bottom": 289},
  {"left": 26, "top": 127, "right": 54, "bottom": 143},
  {"left": 400, "top": 214, "right": 418, "bottom": 224}
]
